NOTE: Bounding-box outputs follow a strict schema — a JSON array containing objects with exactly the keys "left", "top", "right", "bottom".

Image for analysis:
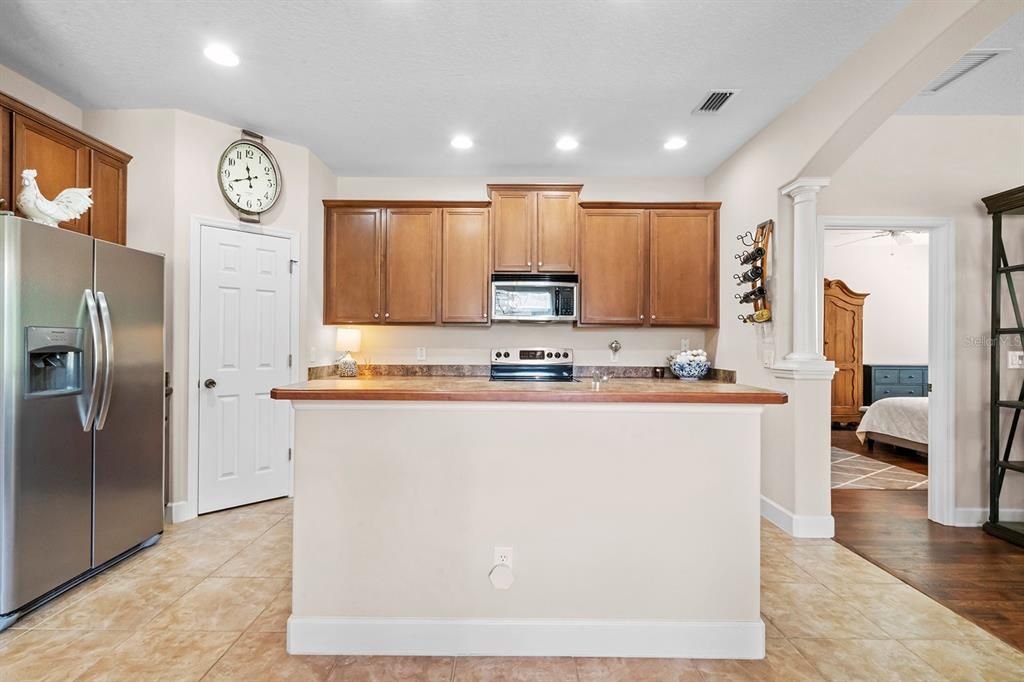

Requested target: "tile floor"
[
  {"left": 831, "top": 446, "right": 928, "bottom": 490},
  {"left": 1, "top": 498, "right": 1023, "bottom": 680}
]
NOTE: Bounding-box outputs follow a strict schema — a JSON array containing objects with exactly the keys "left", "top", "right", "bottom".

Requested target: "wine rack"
[{"left": 734, "top": 219, "right": 774, "bottom": 324}]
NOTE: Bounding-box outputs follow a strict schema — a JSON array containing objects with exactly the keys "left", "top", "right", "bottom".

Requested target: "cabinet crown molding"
[
  {"left": 486, "top": 184, "right": 583, "bottom": 196},
  {"left": 1, "top": 92, "right": 132, "bottom": 164},
  {"left": 323, "top": 200, "right": 491, "bottom": 209},
  {"left": 578, "top": 201, "right": 721, "bottom": 210}
]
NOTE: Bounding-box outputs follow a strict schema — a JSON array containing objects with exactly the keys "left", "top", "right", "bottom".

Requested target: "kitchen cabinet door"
[
  {"left": 536, "top": 190, "right": 577, "bottom": 272},
  {"left": 442, "top": 207, "right": 490, "bottom": 324},
  {"left": 579, "top": 209, "right": 647, "bottom": 325},
  {"left": 648, "top": 209, "right": 718, "bottom": 326},
  {"left": 90, "top": 150, "right": 127, "bottom": 244},
  {"left": 324, "top": 207, "right": 383, "bottom": 324},
  {"left": 491, "top": 190, "right": 534, "bottom": 272},
  {"left": 13, "top": 113, "right": 91, "bottom": 235},
  {"left": 384, "top": 208, "right": 438, "bottom": 323},
  {"left": 0, "top": 107, "right": 10, "bottom": 213}
]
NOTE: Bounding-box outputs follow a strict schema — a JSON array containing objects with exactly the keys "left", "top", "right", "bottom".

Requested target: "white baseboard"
[
  {"left": 164, "top": 501, "right": 196, "bottom": 525},
  {"left": 761, "top": 496, "right": 834, "bottom": 538},
  {"left": 953, "top": 507, "right": 1024, "bottom": 527},
  {"left": 287, "top": 616, "right": 765, "bottom": 659}
]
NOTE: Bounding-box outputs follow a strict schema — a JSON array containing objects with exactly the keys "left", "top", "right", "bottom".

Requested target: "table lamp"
[{"left": 335, "top": 328, "right": 362, "bottom": 377}]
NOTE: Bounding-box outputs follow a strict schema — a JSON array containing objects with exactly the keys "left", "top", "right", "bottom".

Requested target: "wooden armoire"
[{"left": 824, "top": 278, "right": 869, "bottom": 424}]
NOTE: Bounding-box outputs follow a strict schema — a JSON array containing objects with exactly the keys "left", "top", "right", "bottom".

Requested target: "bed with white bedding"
[{"left": 856, "top": 396, "right": 929, "bottom": 455}]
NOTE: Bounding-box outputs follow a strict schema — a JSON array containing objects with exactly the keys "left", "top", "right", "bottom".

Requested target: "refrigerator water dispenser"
[{"left": 25, "top": 326, "right": 84, "bottom": 397}]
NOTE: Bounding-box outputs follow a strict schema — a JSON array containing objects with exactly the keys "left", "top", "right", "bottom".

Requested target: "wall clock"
[{"left": 217, "top": 130, "right": 282, "bottom": 223}]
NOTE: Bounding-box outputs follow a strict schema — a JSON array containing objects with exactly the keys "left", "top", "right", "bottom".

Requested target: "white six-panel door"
[{"left": 198, "top": 224, "right": 292, "bottom": 513}]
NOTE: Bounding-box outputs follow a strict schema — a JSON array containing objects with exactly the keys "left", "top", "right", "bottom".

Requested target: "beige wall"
[
  {"left": 82, "top": 107, "right": 336, "bottom": 507},
  {"left": 328, "top": 176, "right": 708, "bottom": 367},
  {"left": 819, "top": 115, "right": 1024, "bottom": 511},
  {"left": 0, "top": 63, "right": 82, "bottom": 128},
  {"left": 823, "top": 234, "right": 930, "bottom": 366}
]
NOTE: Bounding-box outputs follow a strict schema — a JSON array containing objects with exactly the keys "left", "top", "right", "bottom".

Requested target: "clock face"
[{"left": 218, "top": 140, "right": 281, "bottom": 214}]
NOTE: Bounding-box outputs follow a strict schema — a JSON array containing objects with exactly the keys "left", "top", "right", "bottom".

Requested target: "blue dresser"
[{"left": 863, "top": 365, "right": 928, "bottom": 406}]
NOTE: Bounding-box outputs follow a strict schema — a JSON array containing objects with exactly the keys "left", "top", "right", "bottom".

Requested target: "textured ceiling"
[
  {"left": 0, "top": 0, "right": 913, "bottom": 176},
  {"left": 899, "top": 12, "right": 1024, "bottom": 116}
]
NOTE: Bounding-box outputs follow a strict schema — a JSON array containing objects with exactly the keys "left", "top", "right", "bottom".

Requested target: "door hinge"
[
  {"left": 288, "top": 447, "right": 292, "bottom": 461},
  {"left": 288, "top": 353, "right": 293, "bottom": 368},
  {"left": 289, "top": 259, "right": 298, "bottom": 274}
]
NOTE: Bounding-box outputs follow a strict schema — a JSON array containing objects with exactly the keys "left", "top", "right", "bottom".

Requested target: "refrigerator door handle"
[
  {"left": 83, "top": 289, "right": 103, "bottom": 431},
  {"left": 95, "top": 291, "right": 114, "bottom": 431}
]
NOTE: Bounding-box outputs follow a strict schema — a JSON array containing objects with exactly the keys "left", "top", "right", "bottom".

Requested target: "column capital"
[{"left": 780, "top": 176, "right": 831, "bottom": 199}]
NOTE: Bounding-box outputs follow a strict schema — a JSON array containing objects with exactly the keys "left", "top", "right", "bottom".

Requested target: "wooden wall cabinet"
[
  {"left": 488, "top": 184, "right": 580, "bottom": 273},
  {"left": 824, "top": 278, "right": 869, "bottom": 424},
  {"left": 649, "top": 208, "right": 718, "bottom": 326},
  {"left": 578, "top": 203, "right": 720, "bottom": 327},
  {"left": 323, "top": 201, "right": 490, "bottom": 326},
  {"left": 578, "top": 208, "right": 647, "bottom": 324},
  {"left": 442, "top": 207, "right": 491, "bottom": 324},
  {"left": 1, "top": 92, "right": 131, "bottom": 243},
  {"left": 384, "top": 208, "right": 438, "bottom": 323},
  {"left": 324, "top": 207, "right": 384, "bottom": 324}
]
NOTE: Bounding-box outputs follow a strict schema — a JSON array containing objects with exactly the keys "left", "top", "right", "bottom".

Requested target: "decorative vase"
[{"left": 667, "top": 350, "right": 711, "bottom": 382}]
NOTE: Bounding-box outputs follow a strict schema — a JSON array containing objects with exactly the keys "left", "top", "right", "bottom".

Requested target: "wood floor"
[
  {"left": 832, "top": 428, "right": 928, "bottom": 475},
  {"left": 833, "top": 489, "right": 1024, "bottom": 652}
]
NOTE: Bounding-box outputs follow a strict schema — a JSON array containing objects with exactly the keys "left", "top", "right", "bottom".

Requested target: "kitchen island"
[{"left": 272, "top": 377, "right": 786, "bottom": 659}]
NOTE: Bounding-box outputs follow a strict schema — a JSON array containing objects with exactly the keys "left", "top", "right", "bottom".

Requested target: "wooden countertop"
[{"left": 271, "top": 377, "right": 788, "bottom": 405}]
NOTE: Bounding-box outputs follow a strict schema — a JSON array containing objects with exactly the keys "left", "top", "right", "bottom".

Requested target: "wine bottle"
[
  {"left": 735, "top": 265, "right": 763, "bottom": 284},
  {"left": 736, "top": 286, "right": 766, "bottom": 304},
  {"left": 737, "top": 247, "right": 765, "bottom": 265}
]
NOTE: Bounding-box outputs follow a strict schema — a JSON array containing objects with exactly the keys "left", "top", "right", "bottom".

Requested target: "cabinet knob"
[
  {"left": 384, "top": 312, "right": 390, "bottom": 319},
  {"left": 640, "top": 314, "right": 645, "bottom": 320},
  {"left": 651, "top": 315, "right": 657, "bottom": 320},
  {"left": 483, "top": 313, "right": 488, "bottom": 319},
  {"left": 538, "top": 261, "right": 543, "bottom": 266},
  {"left": 373, "top": 313, "right": 379, "bottom": 319}
]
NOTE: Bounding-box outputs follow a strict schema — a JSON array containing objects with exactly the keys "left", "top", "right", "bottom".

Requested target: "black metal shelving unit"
[{"left": 983, "top": 184, "right": 1024, "bottom": 548}]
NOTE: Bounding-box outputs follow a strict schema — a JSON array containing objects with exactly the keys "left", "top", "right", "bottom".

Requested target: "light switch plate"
[{"left": 1009, "top": 351, "right": 1024, "bottom": 369}]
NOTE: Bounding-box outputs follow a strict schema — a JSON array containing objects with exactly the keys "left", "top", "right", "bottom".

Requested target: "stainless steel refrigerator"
[{"left": 0, "top": 214, "right": 165, "bottom": 628}]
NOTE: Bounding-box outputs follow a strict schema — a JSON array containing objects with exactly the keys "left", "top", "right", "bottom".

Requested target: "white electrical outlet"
[
  {"left": 762, "top": 349, "right": 775, "bottom": 368},
  {"left": 1009, "top": 351, "right": 1024, "bottom": 369},
  {"left": 309, "top": 346, "right": 317, "bottom": 362},
  {"left": 416, "top": 347, "right": 427, "bottom": 361},
  {"left": 680, "top": 338, "right": 691, "bottom": 352},
  {"left": 494, "top": 546, "right": 513, "bottom": 566}
]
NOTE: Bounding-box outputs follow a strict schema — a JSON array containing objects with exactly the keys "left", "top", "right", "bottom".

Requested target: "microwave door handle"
[
  {"left": 82, "top": 289, "right": 102, "bottom": 431},
  {"left": 95, "top": 291, "right": 114, "bottom": 430},
  {"left": 554, "top": 289, "right": 560, "bottom": 314}
]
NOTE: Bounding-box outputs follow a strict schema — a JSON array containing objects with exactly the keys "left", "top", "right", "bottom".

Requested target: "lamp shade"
[{"left": 335, "top": 328, "right": 362, "bottom": 353}]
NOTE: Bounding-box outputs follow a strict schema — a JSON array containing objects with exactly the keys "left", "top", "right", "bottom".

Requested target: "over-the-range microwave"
[{"left": 491, "top": 274, "right": 578, "bottom": 322}]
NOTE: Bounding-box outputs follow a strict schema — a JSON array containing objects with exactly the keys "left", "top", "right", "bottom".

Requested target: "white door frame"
[
  {"left": 819, "top": 215, "right": 956, "bottom": 526},
  {"left": 185, "top": 215, "right": 301, "bottom": 520}
]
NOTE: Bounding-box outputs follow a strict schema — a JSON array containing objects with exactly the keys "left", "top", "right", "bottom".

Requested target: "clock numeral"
[
  {"left": 264, "top": 166, "right": 271, "bottom": 174},
  {"left": 221, "top": 169, "right": 230, "bottom": 178},
  {"left": 236, "top": 195, "right": 241, "bottom": 202},
  {"left": 245, "top": 149, "right": 255, "bottom": 159},
  {"left": 227, "top": 158, "right": 236, "bottom": 167},
  {"left": 235, "top": 151, "right": 242, "bottom": 160},
  {"left": 264, "top": 192, "right": 270, "bottom": 200}
]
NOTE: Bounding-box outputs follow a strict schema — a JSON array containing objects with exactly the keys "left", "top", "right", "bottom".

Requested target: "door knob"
[{"left": 204, "top": 378, "right": 217, "bottom": 389}]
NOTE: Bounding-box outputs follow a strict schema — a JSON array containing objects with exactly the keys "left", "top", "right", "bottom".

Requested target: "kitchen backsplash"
[{"left": 308, "top": 363, "right": 736, "bottom": 383}]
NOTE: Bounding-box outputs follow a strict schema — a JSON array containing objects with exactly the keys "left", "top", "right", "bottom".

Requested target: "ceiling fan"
[{"left": 834, "top": 230, "right": 919, "bottom": 248}]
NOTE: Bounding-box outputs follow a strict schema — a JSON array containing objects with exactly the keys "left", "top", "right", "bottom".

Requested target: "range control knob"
[
  {"left": 554, "top": 352, "right": 561, "bottom": 359},
  {"left": 503, "top": 352, "right": 510, "bottom": 358},
  {"left": 546, "top": 352, "right": 553, "bottom": 358},
  {"left": 495, "top": 352, "right": 501, "bottom": 359}
]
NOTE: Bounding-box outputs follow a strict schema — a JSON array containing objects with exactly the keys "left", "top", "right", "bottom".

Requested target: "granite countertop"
[{"left": 271, "top": 376, "right": 787, "bottom": 405}]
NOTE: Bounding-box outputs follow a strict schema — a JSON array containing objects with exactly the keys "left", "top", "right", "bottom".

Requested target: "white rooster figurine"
[{"left": 16, "top": 169, "right": 93, "bottom": 227}]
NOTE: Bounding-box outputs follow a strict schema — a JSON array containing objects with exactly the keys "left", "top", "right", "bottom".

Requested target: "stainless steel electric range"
[{"left": 490, "top": 347, "right": 574, "bottom": 382}]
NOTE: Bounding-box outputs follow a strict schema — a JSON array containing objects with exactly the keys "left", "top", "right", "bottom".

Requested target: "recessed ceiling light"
[
  {"left": 204, "top": 43, "right": 240, "bottom": 67},
  {"left": 664, "top": 137, "right": 688, "bottom": 150},
  {"left": 450, "top": 135, "right": 473, "bottom": 150},
  {"left": 555, "top": 136, "right": 578, "bottom": 151}
]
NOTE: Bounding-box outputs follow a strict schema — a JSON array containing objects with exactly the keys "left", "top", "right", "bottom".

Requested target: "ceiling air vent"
[
  {"left": 693, "top": 90, "right": 738, "bottom": 114},
  {"left": 921, "top": 49, "right": 1009, "bottom": 94}
]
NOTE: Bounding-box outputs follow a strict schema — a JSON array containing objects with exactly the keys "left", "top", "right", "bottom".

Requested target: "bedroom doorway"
[{"left": 819, "top": 216, "right": 956, "bottom": 526}]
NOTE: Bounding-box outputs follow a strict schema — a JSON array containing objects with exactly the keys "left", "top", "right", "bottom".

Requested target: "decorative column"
[
  {"left": 779, "top": 177, "right": 832, "bottom": 368},
  {"left": 767, "top": 177, "right": 835, "bottom": 538}
]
